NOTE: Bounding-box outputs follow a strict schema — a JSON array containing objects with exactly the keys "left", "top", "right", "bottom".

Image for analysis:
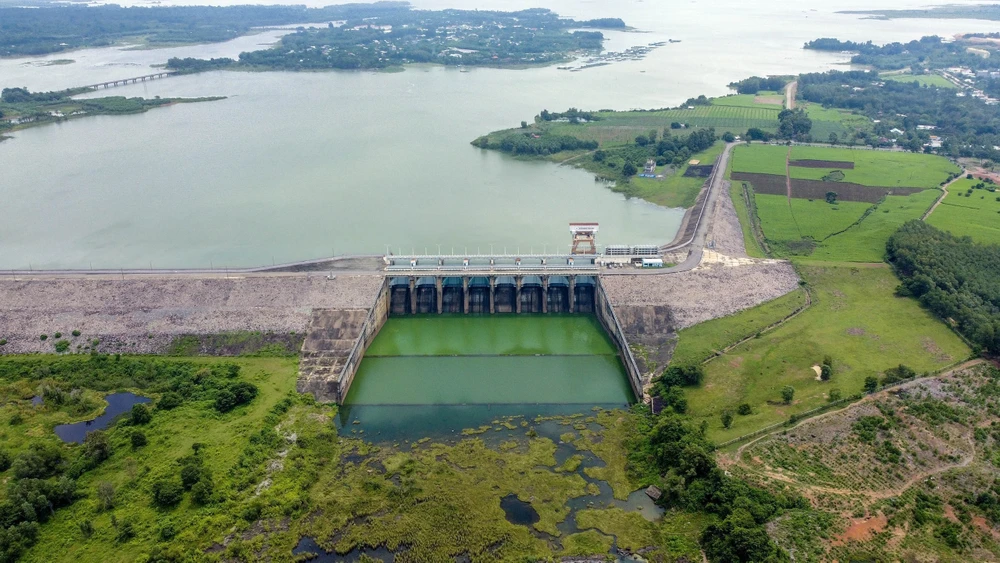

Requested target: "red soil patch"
[
  {"left": 943, "top": 504, "right": 960, "bottom": 523},
  {"left": 833, "top": 514, "right": 888, "bottom": 545},
  {"left": 972, "top": 516, "right": 1000, "bottom": 540}
]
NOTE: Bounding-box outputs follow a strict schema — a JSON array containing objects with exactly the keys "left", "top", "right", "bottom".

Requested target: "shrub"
[
  {"left": 78, "top": 519, "right": 94, "bottom": 537},
  {"left": 721, "top": 410, "right": 734, "bottom": 429},
  {"left": 157, "top": 392, "right": 183, "bottom": 410},
  {"left": 130, "top": 431, "right": 147, "bottom": 450},
  {"left": 12, "top": 442, "right": 64, "bottom": 479},
  {"left": 214, "top": 381, "right": 258, "bottom": 413},
  {"left": 828, "top": 388, "right": 842, "bottom": 402},
  {"left": 53, "top": 332, "right": 62, "bottom": 339},
  {"left": 71, "top": 330, "right": 81, "bottom": 337},
  {"left": 129, "top": 403, "right": 152, "bottom": 425},
  {"left": 737, "top": 403, "right": 752, "bottom": 416},
  {"left": 9, "top": 413, "right": 22, "bottom": 426},
  {"left": 159, "top": 521, "right": 177, "bottom": 541},
  {"left": 0, "top": 449, "right": 10, "bottom": 472},
  {"left": 54, "top": 340, "right": 70, "bottom": 353},
  {"left": 0, "top": 339, "right": 6, "bottom": 346},
  {"left": 151, "top": 478, "right": 184, "bottom": 507},
  {"left": 863, "top": 376, "right": 879, "bottom": 393},
  {"left": 781, "top": 386, "right": 795, "bottom": 404},
  {"left": 39, "top": 334, "right": 47, "bottom": 341},
  {"left": 115, "top": 519, "right": 135, "bottom": 543},
  {"left": 191, "top": 478, "right": 214, "bottom": 505},
  {"left": 658, "top": 364, "right": 705, "bottom": 388}
]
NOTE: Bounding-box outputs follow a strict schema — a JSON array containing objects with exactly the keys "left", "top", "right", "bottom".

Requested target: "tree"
[
  {"left": 721, "top": 409, "right": 734, "bottom": 429},
  {"left": 659, "top": 364, "right": 705, "bottom": 387},
  {"left": 828, "top": 388, "right": 842, "bottom": 402},
  {"left": 780, "top": 386, "right": 795, "bottom": 404},
  {"left": 191, "top": 478, "right": 214, "bottom": 505},
  {"left": 592, "top": 149, "right": 606, "bottom": 162},
  {"left": 829, "top": 132, "right": 838, "bottom": 145},
  {"left": 722, "top": 131, "right": 736, "bottom": 142},
  {"left": 520, "top": 121, "right": 528, "bottom": 129},
  {"left": 820, "top": 364, "right": 832, "bottom": 381},
  {"left": 157, "top": 392, "right": 183, "bottom": 410},
  {"left": 83, "top": 430, "right": 112, "bottom": 464},
  {"left": 825, "top": 191, "right": 838, "bottom": 204},
  {"left": 863, "top": 376, "right": 879, "bottom": 393},
  {"left": 635, "top": 134, "right": 649, "bottom": 146},
  {"left": 131, "top": 431, "right": 147, "bottom": 450},
  {"left": 622, "top": 161, "right": 637, "bottom": 177},
  {"left": 129, "top": 403, "right": 151, "bottom": 425},
  {"left": 97, "top": 481, "right": 115, "bottom": 511},
  {"left": 151, "top": 478, "right": 184, "bottom": 507},
  {"left": 737, "top": 403, "right": 752, "bottom": 416}
]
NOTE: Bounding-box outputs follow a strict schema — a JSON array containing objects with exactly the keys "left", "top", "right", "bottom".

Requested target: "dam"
[{"left": 297, "top": 265, "right": 646, "bottom": 409}]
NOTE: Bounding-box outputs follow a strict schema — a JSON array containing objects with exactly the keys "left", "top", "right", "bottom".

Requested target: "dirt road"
[
  {"left": 784, "top": 81, "right": 797, "bottom": 110},
  {"left": 922, "top": 170, "right": 967, "bottom": 220}
]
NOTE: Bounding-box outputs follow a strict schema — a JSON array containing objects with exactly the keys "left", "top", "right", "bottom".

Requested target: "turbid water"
[
  {"left": 2, "top": 0, "right": 998, "bottom": 268},
  {"left": 336, "top": 315, "right": 633, "bottom": 441}
]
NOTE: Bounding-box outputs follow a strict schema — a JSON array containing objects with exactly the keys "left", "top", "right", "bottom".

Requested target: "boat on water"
[{"left": 668, "top": 39, "right": 681, "bottom": 43}]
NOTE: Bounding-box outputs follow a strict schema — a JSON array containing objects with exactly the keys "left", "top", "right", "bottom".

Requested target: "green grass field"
[
  {"left": 670, "top": 288, "right": 808, "bottom": 366},
  {"left": 755, "top": 194, "right": 874, "bottom": 243},
  {"left": 712, "top": 93, "right": 784, "bottom": 108},
  {"left": 683, "top": 263, "right": 970, "bottom": 443},
  {"left": 807, "top": 189, "right": 941, "bottom": 262},
  {"left": 926, "top": 177, "right": 1000, "bottom": 244},
  {"left": 881, "top": 72, "right": 956, "bottom": 89},
  {"left": 802, "top": 102, "right": 875, "bottom": 141},
  {"left": 787, "top": 146, "right": 958, "bottom": 189},
  {"left": 545, "top": 98, "right": 781, "bottom": 146},
  {"left": 731, "top": 144, "right": 788, "bottom": 175},
  {"left": 732, "top": 144, "right": 958, "bottom": 190},
  {"left": 628, "top": 142, "right": 725, "bottom": 208}
]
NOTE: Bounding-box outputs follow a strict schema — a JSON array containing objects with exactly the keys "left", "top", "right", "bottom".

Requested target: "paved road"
[{"left": 785, "top": 81, "right": 797, "bottom": 110}]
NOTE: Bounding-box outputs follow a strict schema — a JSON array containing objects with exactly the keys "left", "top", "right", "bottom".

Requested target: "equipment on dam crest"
[{"left": 570, "top": 222, "right": 598, "bottom": 254}]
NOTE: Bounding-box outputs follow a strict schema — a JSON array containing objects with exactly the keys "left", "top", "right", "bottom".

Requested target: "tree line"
[
  {"left": 804, "top": 36, "right": 993, "bottom": 71},
  {"left": 887, "top": 221, "right": 1000, "bottom": 354},
  {"left": 799, "top": 70, "right": 1000, "bottom": 159}
]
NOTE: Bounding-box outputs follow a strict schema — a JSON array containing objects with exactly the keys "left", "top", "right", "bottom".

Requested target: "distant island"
[
  {"left": 0, "top": 87, "right": 223, "bottom": 138},
  {"left": 841, "top": 4, "right": 1000, "bottom": 21},
  {"left": 166, "top": 6, "right": 625, "bottom": 72}
]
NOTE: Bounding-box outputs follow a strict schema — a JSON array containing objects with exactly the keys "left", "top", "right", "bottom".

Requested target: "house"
[{"left": 643, "top": 159, "right": 656, "bottom": 174}]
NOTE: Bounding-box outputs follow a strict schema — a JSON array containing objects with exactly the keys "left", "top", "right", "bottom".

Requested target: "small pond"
[
  {"left": 500, "top": 494, "right": 541, "bottom": 526},
  {"left": 53, "top": 392, "right": 151, "bottom": 443}
]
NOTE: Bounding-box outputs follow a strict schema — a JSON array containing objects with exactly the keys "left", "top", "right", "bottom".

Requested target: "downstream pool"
[{"left": 336, "top": 315, "right": 634, "bottom": 441}]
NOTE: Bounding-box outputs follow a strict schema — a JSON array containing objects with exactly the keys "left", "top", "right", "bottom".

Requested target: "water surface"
[{"left": 53, "top": 392, "right": 151, "bottom": 443}]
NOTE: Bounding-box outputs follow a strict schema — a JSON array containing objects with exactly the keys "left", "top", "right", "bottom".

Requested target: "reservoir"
[
  {"left": 2, "top": 0, "right": 998, "bottom": 269},
  {"left": 336, "top": 315, "right": 634, "bottom": 441}
]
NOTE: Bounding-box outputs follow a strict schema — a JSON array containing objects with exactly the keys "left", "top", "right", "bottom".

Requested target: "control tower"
[{"left": 570, "top": 222, "right": 598, "bottom": 255}]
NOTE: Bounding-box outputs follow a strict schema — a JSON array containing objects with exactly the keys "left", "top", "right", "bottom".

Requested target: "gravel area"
[
  {"left": 707, "top": 180, "right": 749, "bottom": 257},
  {"left": 602, "top": 260, "right": 800, "bottom": 330},
  {"left": 0, "top": 274, "right": 383, "bottom": 354}
]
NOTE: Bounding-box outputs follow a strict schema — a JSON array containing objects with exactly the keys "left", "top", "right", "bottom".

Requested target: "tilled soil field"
[
  {"left": 732, "top": 172, "right": 926, "bottom": 203},
  {"left": 0, "top": 274, "right": 384, "bottom": 354},
  {"left": 789, "top": 159, "right": 855, "bottom": 169}
]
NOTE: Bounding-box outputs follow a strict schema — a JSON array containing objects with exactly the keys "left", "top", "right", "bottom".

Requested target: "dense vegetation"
[
  {"left": 798, "top": 69, "right": 1000, "bottom": 159},
  {"left": 0, "top": 356, "right": 259, "bottom": 561},
  {"left": 888, "top": 220, "right": 1000, "bottom": 354},
  {"left": 0, "top": 3, "right": 412, "bottom": 56},
  {"left": 728, "top": 75, "right": 791, "bottom": 95},
  {"left": 804, "top": 36, "right": 993, "bottom": 71},
  {"left": 628, "top": 412, "right": 802, "bottom": 562}
]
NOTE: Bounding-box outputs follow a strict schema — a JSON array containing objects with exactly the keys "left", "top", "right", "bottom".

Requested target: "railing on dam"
[
  {"left": 595, "top": 280, "right": 645, "bottom": 402},
  {"left": 337, "top": 278, "right": 390, "bottom": 403}
]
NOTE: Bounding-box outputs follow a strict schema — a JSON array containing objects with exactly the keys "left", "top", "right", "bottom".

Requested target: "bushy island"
[{"left": 0, "top": 87, "right": 223, "bottom": 137}]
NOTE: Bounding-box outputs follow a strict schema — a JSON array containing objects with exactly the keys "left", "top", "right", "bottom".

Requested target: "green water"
[
  {"left": 340, "top": 315, "right": 634, "bottom": 441},
  {"left": 365, "top": 315, "right": 617, "bottom": 357}
]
